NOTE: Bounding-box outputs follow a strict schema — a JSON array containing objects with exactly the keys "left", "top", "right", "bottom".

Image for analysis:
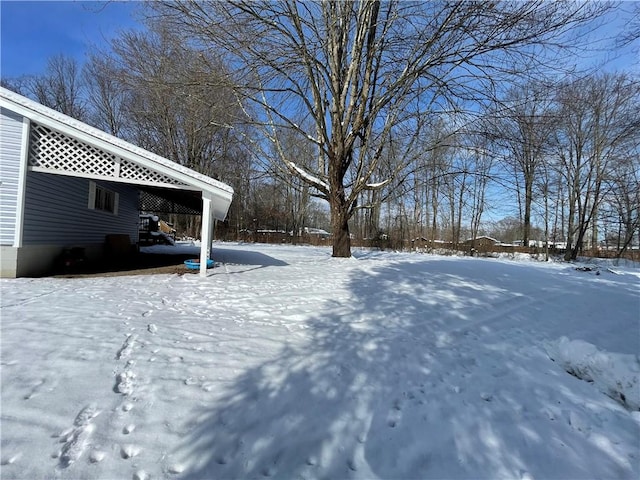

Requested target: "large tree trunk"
[
  {"left": 330, "top": 188, "right": 351, "bottom": 257},
  {"left": 329, "top": 149, "right": 351, "bottom": 257},
  {"left": 568, "top": 226, "right": 588, "bottom": 261},
  {"left": 523, "top": 180, "right": 533, "bottom": 246}
]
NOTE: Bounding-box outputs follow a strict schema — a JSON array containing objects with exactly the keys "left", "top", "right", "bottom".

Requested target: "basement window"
[{"left": 88, "top": 181, "right": 119, "bottom": 215}]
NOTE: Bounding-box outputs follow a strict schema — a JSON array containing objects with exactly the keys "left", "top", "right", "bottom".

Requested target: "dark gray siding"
[
  {"left": 0, "top": 108, "right": 24, "bottom": 245},
  {"left": 23, "top": 172, "right": 139, "bottom": 246}
]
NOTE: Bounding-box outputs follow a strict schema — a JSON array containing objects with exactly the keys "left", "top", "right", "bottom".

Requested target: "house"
[
  {"left": 0, "top": 87, "right": 233, "bottom": 277},
  {"left": 303, "top": 227, "right": 331, "bottom": 239},
  {"left": 465, "top": 236, "right": 500, "bottom": 249}
]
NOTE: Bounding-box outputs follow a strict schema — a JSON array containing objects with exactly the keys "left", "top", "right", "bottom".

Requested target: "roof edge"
[{"left": 0, "top": 87, "right": 234, "bottom": 197}]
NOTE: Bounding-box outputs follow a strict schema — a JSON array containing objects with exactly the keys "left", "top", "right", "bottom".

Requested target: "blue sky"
[
  {"left": 1, "top": 1, "right": 637, "bottom": 80},
  {"left": 1, "top": 1, "right": 141, "bottom": 78}
]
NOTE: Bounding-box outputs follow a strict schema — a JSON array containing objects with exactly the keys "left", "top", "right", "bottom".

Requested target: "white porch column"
[
  {"left": 200, "top": 193, "right": 213, "bottom": 277},
  {"left": 14, "top": 117, "right": 30, "bottom": 248}
]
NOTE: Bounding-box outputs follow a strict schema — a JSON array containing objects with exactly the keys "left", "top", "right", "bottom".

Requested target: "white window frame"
[{"left": 88, "top": 180, "right": 119, "bottom": 215}]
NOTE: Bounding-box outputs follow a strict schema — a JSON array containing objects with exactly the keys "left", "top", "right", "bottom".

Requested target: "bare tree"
[
  {"left": 155, "top": 0, "right": 607, "bottom": 257},
  {"left": 617, "top": 3, "right": 640, "bottom": 46},
  {"left": 390, "top": 119, "right": 455, "bottom": 245},
  {"left": 437, "top": 138, "right": 467, "bottom": 247},
  {"left": 602, "top": 144, "right": 640, "bottom": 258},
  {"left": 489, "top": 81, "right": 556, "bottom": 246},
  {"left": 0, "top": 76, "right": 31, "bottom": 96},
  {"left": 468, "top": 142, "right": 494, "bottom": 245},
  {"left": 426, "top": 132, "right": 454, "bottom": 247},
  {"left": 26, "top": 54, "right": 87, "bottom": 120},
  {"left": 103, "top": 18, "right": 246, "bottom": 183},
  {"left": 83, "top": 55, "right": 129, "bottom": 136},
  {"left": 554, "top": 73, "right": 640, "bottom": 260},
  {"left": 268, "top": 125, "right": 316, "bottom": 241}
]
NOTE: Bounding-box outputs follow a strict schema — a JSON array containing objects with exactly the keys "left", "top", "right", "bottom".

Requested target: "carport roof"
[{"left": 0, "top": 87, "right": 233, "bottom": 220}]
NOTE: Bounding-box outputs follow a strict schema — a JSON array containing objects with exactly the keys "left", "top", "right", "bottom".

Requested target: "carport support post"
[{"left": 200, "top": 193, "right": 213, "bottom": 277}]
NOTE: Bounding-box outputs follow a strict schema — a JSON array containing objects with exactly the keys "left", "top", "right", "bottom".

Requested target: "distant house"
[
  {"left": 512, "top": 240, "right": 567, "bottom": 249},
  {"left": 465, "top": 236, "right": 500, "bottom": 249},
  {"left": 512, "top": 239, "right": 545, "bottom": 248},
  {"left": 0, "top": 87, "right": 233, "bottom": 277},
  {"left": 411, "top": 237, "right": 431, "bottom": 249},
  {"left": 303, "top": 227, "right": 331, "bottom": 239},
  {"left": 411, "top": 238, "right": 451, "bottom": 249}
]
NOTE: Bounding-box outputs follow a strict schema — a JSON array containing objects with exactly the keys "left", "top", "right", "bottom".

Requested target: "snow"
[
  {"left": 365, "top": 180, "right": 391, "bottom": 189},
  {"left": 1, "top": 243, "right": 639, "bottom": 479},
  {"left": 546, "top": 337, "right": 640, "bottom": 411},
  {"left": 287, "top": 161, "right": 329, "bottom": 191}
]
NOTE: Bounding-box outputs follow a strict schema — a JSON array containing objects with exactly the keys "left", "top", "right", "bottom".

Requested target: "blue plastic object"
[{"left": 184, "top": 259, "right": 215, "bottom": 270}]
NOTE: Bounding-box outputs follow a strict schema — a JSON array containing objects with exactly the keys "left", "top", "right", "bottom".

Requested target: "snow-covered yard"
[{"left": 1, "top": 243, "right": 639, "bottom": 480}]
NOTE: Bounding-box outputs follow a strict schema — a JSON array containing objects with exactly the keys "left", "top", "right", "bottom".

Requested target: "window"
[{"left": 88, "top": 181, "right": 119, "bottom": 215}]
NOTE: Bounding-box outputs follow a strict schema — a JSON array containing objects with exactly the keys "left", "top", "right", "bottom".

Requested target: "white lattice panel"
[
  {"left": 28, "top": 123, "right": 185, "bottom": 186},
  {"left": 29, "top": 123, "right": 116, "bottom": 176},
  {"left": 119, "top": 159, "right": 183, "bottom": 185}
]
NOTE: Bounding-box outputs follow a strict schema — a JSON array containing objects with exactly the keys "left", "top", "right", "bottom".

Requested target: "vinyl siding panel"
[
  {"left": 23, "top": 172, "right": 139, "bottom": 246},
  {"left": 0, "top": 108, "right": 24, "bottom": 245}
]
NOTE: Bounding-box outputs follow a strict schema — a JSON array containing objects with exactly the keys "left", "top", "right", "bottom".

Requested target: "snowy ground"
[{"left": 1, "top": 242, "right": 639, "bottom": 480}]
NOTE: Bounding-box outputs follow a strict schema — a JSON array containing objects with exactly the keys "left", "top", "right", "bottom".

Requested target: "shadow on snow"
[
  {"left": 176, "top": 257, "right": 638, "bottom": 479},
  {"left": 213, "top": 246, "right": 289, "bottom": 268}
]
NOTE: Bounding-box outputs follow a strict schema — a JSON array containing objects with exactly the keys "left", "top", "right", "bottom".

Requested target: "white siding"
[
  {"left": 0, "top": 108, "right": 24, "bottom": 245},
  {"left": 22, "top": 172, "right": 140, "bottom": 246}
]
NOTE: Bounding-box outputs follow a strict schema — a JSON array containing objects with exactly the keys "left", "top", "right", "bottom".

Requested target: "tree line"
[{"left": 3, "top": 1, "right": 638, "bottom": 260}]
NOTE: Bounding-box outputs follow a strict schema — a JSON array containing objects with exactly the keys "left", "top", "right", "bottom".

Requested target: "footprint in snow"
[
  {"left": 133, "top": 470, "right": 150, "bottom": 480},
  {"left": 568, "top": 410, "right": 591, "bottom": 434},
  {"left": 120, "top": 444, "right": 141, "bottom": 459},
  {"left": 147, "top": 324, "right": 157, "bottom": 334},
  {"left": 0, "top": 452, "right": 22, "bottom": 466},
  {"left": 114, "top": 371, "right": 135, "bottom": 395},
  {"left": 57, "top": 404, "right": 101, "bottom": 468},
  {"left": 23, "top": 378, "right": 47, "bottom": 400},
  {"left": 116, "top": 334, "right": 137, "bottom": 360},
  {"left": 185, "top": 375, "right": 207, "bottom": 386},
  {"left": 167, "top": 463, "right": 185, "bottom": 474},
  {"left": 480, "top": 392, "right": 493, "bottom": 402},
  {"left": 89, "top": 450, "right": 106, "bottom": 463},
  {"left": 262, "top": 466, "right": 275, "bottom": 477},
  {"left": 74, "top": 404, "right": 101, "bottom": 427},
  {"left": 123, "top": 424, "right": 136, "bottom": 434},
  {"left": 387, "top": 400, "right": 402, "bottom": 428}
]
